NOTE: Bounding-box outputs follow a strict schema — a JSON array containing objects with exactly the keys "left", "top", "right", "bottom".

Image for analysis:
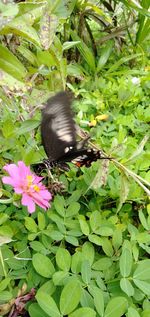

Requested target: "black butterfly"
[{"left": 41, "top": 91, "right": 108, "bottom": 169}]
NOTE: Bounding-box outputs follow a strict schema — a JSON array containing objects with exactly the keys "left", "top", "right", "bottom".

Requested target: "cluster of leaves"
[{"left": 0, "top": 0, "right": 150, "bottom": 317}]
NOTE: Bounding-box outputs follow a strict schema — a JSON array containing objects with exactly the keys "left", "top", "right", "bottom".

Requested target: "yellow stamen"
[
  {"left": 26, "top": 175, "right": 33, "bottom": 186},
  {"left": 33, "top": 185, "right": 40, "bottom": 192}
]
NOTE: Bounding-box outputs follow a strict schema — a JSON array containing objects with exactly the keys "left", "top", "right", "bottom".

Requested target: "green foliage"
[{"left": 0, "top": 1, "right": 150, "bottom": 316}]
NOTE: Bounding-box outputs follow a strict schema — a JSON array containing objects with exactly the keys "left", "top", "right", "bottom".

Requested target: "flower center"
[{"left": 26, "top": 175, "right": 40, "bottom": 192}]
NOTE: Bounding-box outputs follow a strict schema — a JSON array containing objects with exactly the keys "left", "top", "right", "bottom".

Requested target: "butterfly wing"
[{"left": 41, "top": 91, "right": 76, "bottom": 162}]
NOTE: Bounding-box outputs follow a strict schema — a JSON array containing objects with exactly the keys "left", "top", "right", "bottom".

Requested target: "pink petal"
[
  {"left": 21, "top": 193, "right": 35, "bottom": 213},
  {"left": 18, "top": 161, "right": 31, "bottom": 179},
  {"left": 40, "top": 190, "right": 52, "bottom": 200},
  {"left": 30, "top": 191, "right": 50, "bottom": 210},
  {"left": 3, "top": 164, "right": 20, "bottom": 181}
]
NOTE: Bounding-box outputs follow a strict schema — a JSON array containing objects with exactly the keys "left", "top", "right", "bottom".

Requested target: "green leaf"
[
  {"left": 71, "top": 251, "right": 82, "bottom": 274},
  {"left": 0, "top": 44, "right": 27, "bottom": 80},
  {"left": 78, "top": 215, "right": 90, "bottom": 235},
  {"left": 89, "top": 286, "right": 104, "bottom": 317},
  {"left": 0, "top": 69, "right": 25, "bottom": 89},
  {"left": 36, "top": 291, "right": 60, "bottom": 317},
  {"left": 65, "top": 235, "right": 79, "bottom": 246},
  {"left": 82, "top": 242, "right": 95, "bottom": 266},
  {"left": 127, "top": 306, "right": 141, "bottom": 317},
  {"left": 60, "top": 279, "right": 81, "bottom": 315},
  {"left": 40, "top": 13, "right": 58, "bottom": 50},
  {"left": 120, "top": 278, "right": 134, "bottom": 296},
  {"left": 38, "top": 212, "right": 46, "bottom": 231},
  {"left": 32, "top": 253, "right": 55, "bottom": 278},
  {"left": 1, "top": 19, "right": 41, "bottom": 46},
  {"left": 25, "top": 217, "right": 38, "bottom": 233},
  {"left": 92, "top": 257, "right": 113, "bottom": 271},
  {"left": 88, "top": 234, "right": 103, "bottom": 246},
  {"left": 112, "top": 229, "right": 123, "bottom": 251},
  {"left": 97, "top": 40, "right": 114, "bottom": 72},
  {"left": 56, "top": 248, "right": 71, "bottom": 271},
  {"left": 119, "top": 248, "right": 133, "bottom": 277},
  {"left": 69, "top": 307, "right": 96, "bottom": 317},
  {"left": 0, "top": 291, "right": 13, "bottom": 304},
  {"left": 70, "top": 30, "right": 95, "bottom": 72},
  {"left": 29, "top": 303, "right": 50, "bottom": 317},
  {"left": 138, "top": 210, "right": 149, "bottom": 230},
  {"left": 133, "top": 279, "right": 150, "bottom": 296},
  {"left": 53, "top": 271, "right": 69, "bottom": 286},
  {"left": 106, "top": 53, "right": 142, "bottom": 74},
  {"left": 104, "top": 296, "right": 128, "bottom": 317},
  {"left": 63, "top": 41, "right": 81, "bottom": 51},
  {"left": 133, "top": 260, "right": 150, "bottom": 280},
  {"left": 101, "top": 237, "right": 114, "bottom": 257},
  {"left": 66, "top": 202, "right": 80, "bottom": 217},
  {"left": 0, "top": 278, "right": 11, "bottom": 292},
  {"left": 16, "top": 120, "right": 39, "bottom": 136},
  {"left": 54, "top": 195, "right": 65, "bottom": 216},
  {"left": 81, "top": 260, "right": 91, "bottom": 285}
]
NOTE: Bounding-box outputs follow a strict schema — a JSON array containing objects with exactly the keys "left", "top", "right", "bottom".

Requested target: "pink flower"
[{"left": 2, "top": 161, "right": 52, "bottom": 214}]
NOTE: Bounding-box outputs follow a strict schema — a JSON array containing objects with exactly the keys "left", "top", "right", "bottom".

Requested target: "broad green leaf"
[
  {"left": 37, "top": 50, "right": 57, "bottom": 67},
  {"left": 112, "top": 229, "right": 122, "bottom": 251},
  {"left": 81, "top": 260, "right": 91, "bottom": 284},
  {"left": 133, "top": 279, "right": 150, "bottom": 296},
  {"left": 0, "top": 214, "right": 9, "bottom": 225},
  {"left": 88, "top": 234, "right": 103, "bottom": 246},
  {"left": 66, "top": 202, "right": 80, "bottom": 217},
  {"left": 80, "top": 289, "right": 94, "bottom": 309},
  {"left": 90, "top": 211, "right": 102, "bottom": 233},
  {"left": 32, "top": 253, "right": 55, "bottom": 278},
  {"left": 101, "top": 237, "right": 114, "bottom": 257},
  {"left": 56, "top": 248, "right": 71, "bottom": 271},
  {"left": 0, "top": 278, "right": 11, "bottom": 292},
  {"left": 38, "top": 212, "right": 46, "bottom": 231},
  {"left": 40, "top": 12, "right": 58, "bottom": 49},
  {"left": 60, "top": 279, "right": 81, "bottom": 315},
  {"left": 106, "top": 54, "right": 142, "bottom": 74},
  {"left": 119, "top": 248, "right": 133, "bottom": 277},
  {"left": 29, "top": 303, "right": 50, "bottom": 317},
  {"left": 0, "top": 69, "right": 25, "bottom": 90},
  {"left": 36, "top": 292, "right": 60, "bottom": 317},
  {"left": 25, "top": 217, "right": 38, "bottom": 233},
  {"left": 70, "top": 30, "right": 95, "bottom": 72},
  {"left": 63, "top": 41, "right": 81, "bottom": 51},
  {"left": 69, "top": 307, "right": 96, "bottom": 317},
  {"left": 0, "top": 291, "right": 13, "bottom": 304},
  {"left": 78, "top": 215, "right": 90, "bottom": 235},
  {"left": 30, "top": 241, "right": 46, "bottom": 252},
  {"left": 0, "top": 44, "right": 27, "bottom": 80},
  {"left": 133, "top": 260, "right": 150, "bottom": 280},
  {"left": 54, "top": 195, "right": 65, "bottom": 216},
  {"left": 71, "top": 252, "right": 82, "bottom": 274},
  {"left": 65, "top": 235, "right": 79, "bottom": 246},
  {"left": 82, "top": 242, "right": 95, "bottom": 266},
  {"left": 138, "top": 210, "right": 149, "bottom": 230},
  {"left": 117, "top": 173, "right": 130, "bottom": 212},
  {"left": 92, "top": 258, "right": 113, "bottom": 271},
  {"left": 89, "top": 286, "right": 104, "bottom": 317},
  {"left": 104, "top": 296, "right": 128, "bottom": 317},
  {"left": 17, "top": 45, "right": 38, "bottom": 66},
  {"left": 38, "top": 280, "right": 55, "bottom": 296},
  {"left": 120, "top": 278, "right": 134, "bottom": 296},
  {"left": 16, "top": 120, "right": 39, "bottom": 136},
  {"left": 53, "top": 271, "right": 69, "bottom": 286},
  {"left": 127, "top": 306, "right": 141, "bottom": 317},
  {"left": 1, "top": 19, "right": 41, "bottom": 46},
  {"left": 97, "top": 40, "right": 114, "bottom": 72}
]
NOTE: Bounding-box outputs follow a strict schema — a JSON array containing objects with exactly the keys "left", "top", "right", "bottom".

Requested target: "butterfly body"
[{"left": 41, "top": 91, "right": 108, "bottom": 168}]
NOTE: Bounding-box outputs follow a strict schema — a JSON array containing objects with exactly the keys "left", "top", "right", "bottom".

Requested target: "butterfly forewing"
[{"left": 41, "top": 92, "right": 76, "bottom": 161}]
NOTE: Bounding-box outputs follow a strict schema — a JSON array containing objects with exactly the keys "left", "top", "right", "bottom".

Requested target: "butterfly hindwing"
[{"left": 41, "top": 92, "right": 76, "bottom": 162}]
